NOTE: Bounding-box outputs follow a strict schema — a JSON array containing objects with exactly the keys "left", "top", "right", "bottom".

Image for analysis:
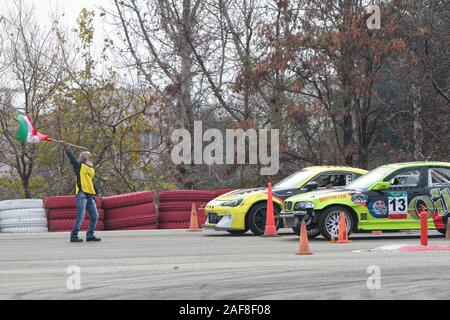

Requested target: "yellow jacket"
[{"left": 66, "top": 150, "right": 97, "bottom": 195}]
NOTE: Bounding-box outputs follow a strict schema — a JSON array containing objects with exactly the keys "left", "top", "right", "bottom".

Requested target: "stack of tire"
[
  {"left": 103, "top": 192, "right": 157, "bottom": 230},
  {"left": 157, "top": 190, "right": 232, "bottom": 229},
  {"left": 0, "top": 199, "right": 48, "bottom": 233},
  {"left": 45, "top": 196, "right": 104, "bottom": 232}
]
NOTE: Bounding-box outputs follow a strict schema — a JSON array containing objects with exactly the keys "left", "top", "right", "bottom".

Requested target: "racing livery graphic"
[
  {"left": 351, "top": 193, "right": 369, "bottom": 206},
  {"left": 370, "top": 199, "right": 388, "bottom": 218},
  {"left": 281, "top": 162, "right": 450, "bottom": 240},
  {"left": 204, "top": 166, "right": 367, "bottom": 236}
]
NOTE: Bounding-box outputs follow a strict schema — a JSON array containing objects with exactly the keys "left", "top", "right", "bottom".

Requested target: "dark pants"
[{"left": 71, "top": 192, "right": 99, "bottom": 238}]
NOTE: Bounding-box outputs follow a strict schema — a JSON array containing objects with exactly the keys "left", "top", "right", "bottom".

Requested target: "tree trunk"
[
  {"left": 340, "top": 0, "right": 354, "bottom": 167},
  {"left": 271, "top": 5, "right": 285, "bottom": 133},
  {"left": 176, "top": 0, "right": 195, "bottom": 189},
  {"left": 179, "top": 0, "right": 194, "bottom": 133},
  {"left": 343, "top": 110, "right": 354, "bottom": 166},
  {"left": 356, "top": 105, "right": 369, "bottom": 169},
  {"left": 412, "top": 84, "right": 423, "bottom": 160},
  {"left": 22, "top": 175, "right": 31, "bottom": 199}
]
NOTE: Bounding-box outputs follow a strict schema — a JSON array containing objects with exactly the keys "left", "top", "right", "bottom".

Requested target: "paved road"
[{"left": 0, "top": 229, "right": 449, "bottom": 299}]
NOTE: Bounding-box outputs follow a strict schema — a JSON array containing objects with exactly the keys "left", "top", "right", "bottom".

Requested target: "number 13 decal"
[
  {"left": 389, "top": 197, "right": 406, "bottom": 213},
  {"left": 388, "top": 192, "right": 408, "bottom": 217}
]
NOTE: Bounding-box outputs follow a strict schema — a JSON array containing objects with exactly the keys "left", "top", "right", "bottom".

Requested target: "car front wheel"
[
  {"left": 246, "top": 203, "right": 281, "bottom": 236},
  {"left": 292, "top": 215, "right": 320, "bottom": 238},
  {"left": 318, "top": 207, "right": 354, "bottom": 241}
]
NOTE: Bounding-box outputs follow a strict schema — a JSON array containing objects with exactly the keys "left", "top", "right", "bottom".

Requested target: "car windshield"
[
  {"left": 347, "top": 166, "right": 393, "bottom": 190},
  {"left": 273, "top": 170, "right": 316, "bottom": 189}
]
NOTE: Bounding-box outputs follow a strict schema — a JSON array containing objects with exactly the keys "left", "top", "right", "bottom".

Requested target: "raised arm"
[{"left": 62, "top": 142, "right": 81, "bottom": 172}]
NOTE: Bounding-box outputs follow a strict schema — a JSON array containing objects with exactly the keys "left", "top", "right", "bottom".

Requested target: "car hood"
[{"left": 214, "top": 187, "right": 267, "bottom": 201}]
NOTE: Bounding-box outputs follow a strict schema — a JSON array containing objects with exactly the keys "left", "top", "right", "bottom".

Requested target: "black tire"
[
  {"left": 437, "top": 228, "right": 447, "bottom": 235},
  {"left": 227, "top": 229, "right": 249, "bottom": 235},
  {"left": 292, "top": 221, "right": 321, "bottom": 238},
  {"left": 246, "top": 202, "right": 281, "bottom": 236},
  {"left": 307, "top": 227, "right": 321, "bottom": 238},
  {"left": 318, "top": 206, "right": 354, "bottom": 241}
]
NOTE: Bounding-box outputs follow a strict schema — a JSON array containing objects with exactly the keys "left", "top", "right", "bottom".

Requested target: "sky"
[{"left": 0, "top": 0, "right": 114, "bottom": 58}]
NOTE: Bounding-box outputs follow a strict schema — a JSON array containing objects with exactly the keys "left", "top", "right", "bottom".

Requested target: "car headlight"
[
  {"left": 294, "top": 201, "right": 315, "bottom": 210},
  {"left": 220, "top": 199, "right": 244, "bottom": 207}
]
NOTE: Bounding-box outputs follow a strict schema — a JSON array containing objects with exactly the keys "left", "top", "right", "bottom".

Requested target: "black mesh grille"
[
  {"left": 208, "top": 213, "right": 222, "bottom": 224},
  {"left": 285, "top": 202, "right": 293, "bottom": 210}
]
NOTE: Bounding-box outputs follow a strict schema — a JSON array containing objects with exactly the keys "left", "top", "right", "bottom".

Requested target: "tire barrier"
[
  {"left": 0, "top": 200, "right": 48, "bottom": 233},
  {"left": 158, "top": 211, "right": 192, "bottom": 223},
  {"left": 0, "top": 199, "right": 45, "bottom": 211},
  {"left": 158, "top": 221, "right": 191, "bottom": 229},
  {"left": 158, "top": 201, "right": 207, "bottom": 212},
  {"left": 157, "top": 190, "right": 220, "bottom": 229},
  {"left": 1, "top": 188, "right": 233, "bottom": 233},
  {"left": 48, "top": 219, "right": 105, "bottom": 232},
  {"left": 104, "top": 202, "right": 156, "bottom": 220},
  {"left": 115, "top": 224, "right": 158, "bottom": 231},
  {"left": 45, "top": 196, "right": 104, "bottom": 232},
  {"left": 157, "top": 190, "right": 215, "bottom": 203},
  {"left": 103, "top": 194, "right": 157, "bottom": 231},
  {"left": 102, "top": 191, "right": 154, "bottom": 210},
  {"left": 104, "top": 214, "right": 158, "bottom": 230},
  {"left": 47, "top": 208, "right": 105, "bottom": 221},
  {"left": 45, "top": 196, "right": 102, "bottom": 210}
]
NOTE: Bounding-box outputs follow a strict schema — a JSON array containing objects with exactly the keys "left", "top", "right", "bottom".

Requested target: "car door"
[
  {"left": 425, "top": 166, "right": 450, "bottom": 230},
  {"left": 366, "top": 167, "right": 427, "bottom": 229}
]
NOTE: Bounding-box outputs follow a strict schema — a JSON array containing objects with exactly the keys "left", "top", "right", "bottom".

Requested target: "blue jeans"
[{"left": 71, "top": 192, "right": 99, "bottom": 238}]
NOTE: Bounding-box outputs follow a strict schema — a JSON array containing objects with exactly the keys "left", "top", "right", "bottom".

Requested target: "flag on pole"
[{"left": 15, "top": 114, "right": 51, "bottom": 144}]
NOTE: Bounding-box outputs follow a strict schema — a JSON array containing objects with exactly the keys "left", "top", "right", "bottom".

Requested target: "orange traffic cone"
[
  {"left": 187, "top": 203, "right": 202, "bottom": 232},
  {"left": 198, "top": 207, "right": 206, "bottom": 227},
  {"left": 333, "top": 212, "right": 351, "bottom": 243},
  {"left": 263, "top": 182, "right": 278, "bottom": 237},
  {"left": 296, "top": 219, "right": 312, "bottom": 255}
]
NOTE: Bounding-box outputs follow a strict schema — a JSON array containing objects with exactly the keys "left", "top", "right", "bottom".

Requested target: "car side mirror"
[
  {"left": 302, "top": 181, "right": 319, "bottom": 192},
  {"left": 371, "top": 181, "right": 392, "bottom": 191}
]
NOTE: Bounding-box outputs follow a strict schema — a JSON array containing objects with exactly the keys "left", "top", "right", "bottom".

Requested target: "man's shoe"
[
  {"left": 70, "top": 237, "right": 84, "bottom": 243},
  {"left": 86, "top": 236, "right": 102, "bottom": 242}
]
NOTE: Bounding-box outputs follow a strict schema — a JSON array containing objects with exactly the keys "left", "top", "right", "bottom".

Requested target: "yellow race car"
[{"left": 204, "top": 166, "right": 368, "bottom": 235}]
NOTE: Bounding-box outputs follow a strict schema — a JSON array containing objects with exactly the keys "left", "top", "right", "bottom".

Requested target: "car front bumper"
[
  {"left": 203, "top": 205, "right": 250, "bottom": 231},
  {"left": 279, "top": 210, "right": 312, "bottom": 227}
]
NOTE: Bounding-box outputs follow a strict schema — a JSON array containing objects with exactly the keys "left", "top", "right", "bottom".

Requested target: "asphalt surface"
[{"left": 0, "top": 229, "right": 449, "bottom": 300}]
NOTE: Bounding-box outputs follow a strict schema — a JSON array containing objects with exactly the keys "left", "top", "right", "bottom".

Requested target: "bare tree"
[
  {"left": 0, "top": 0, "right": 65, "bottom": 198},
  {"left": 395, "top": 0, "right": 449, "bottom": 160}
]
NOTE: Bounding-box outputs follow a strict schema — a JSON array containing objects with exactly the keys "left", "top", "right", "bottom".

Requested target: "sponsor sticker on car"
[
  {"left": 388, "top": 192, "right": 408, "bottom": 219},
  {"left": 369, "top": 198, "right": 388, "bottom": 218},
  {"left": 351, "top": 193, "right": 369, "bottom": 206},
  {"left": 319, "top": 194, "right": 350, "bottom": 203}
]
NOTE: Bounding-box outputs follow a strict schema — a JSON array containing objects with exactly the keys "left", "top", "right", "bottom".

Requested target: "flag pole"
[{"left": 49, "top": 139, "right": 88, "bottom": 150}]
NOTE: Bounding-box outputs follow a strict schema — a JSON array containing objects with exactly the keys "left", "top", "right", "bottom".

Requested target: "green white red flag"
[{"left": 15, "top": 114, "right": 51, "bottom": 144}]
